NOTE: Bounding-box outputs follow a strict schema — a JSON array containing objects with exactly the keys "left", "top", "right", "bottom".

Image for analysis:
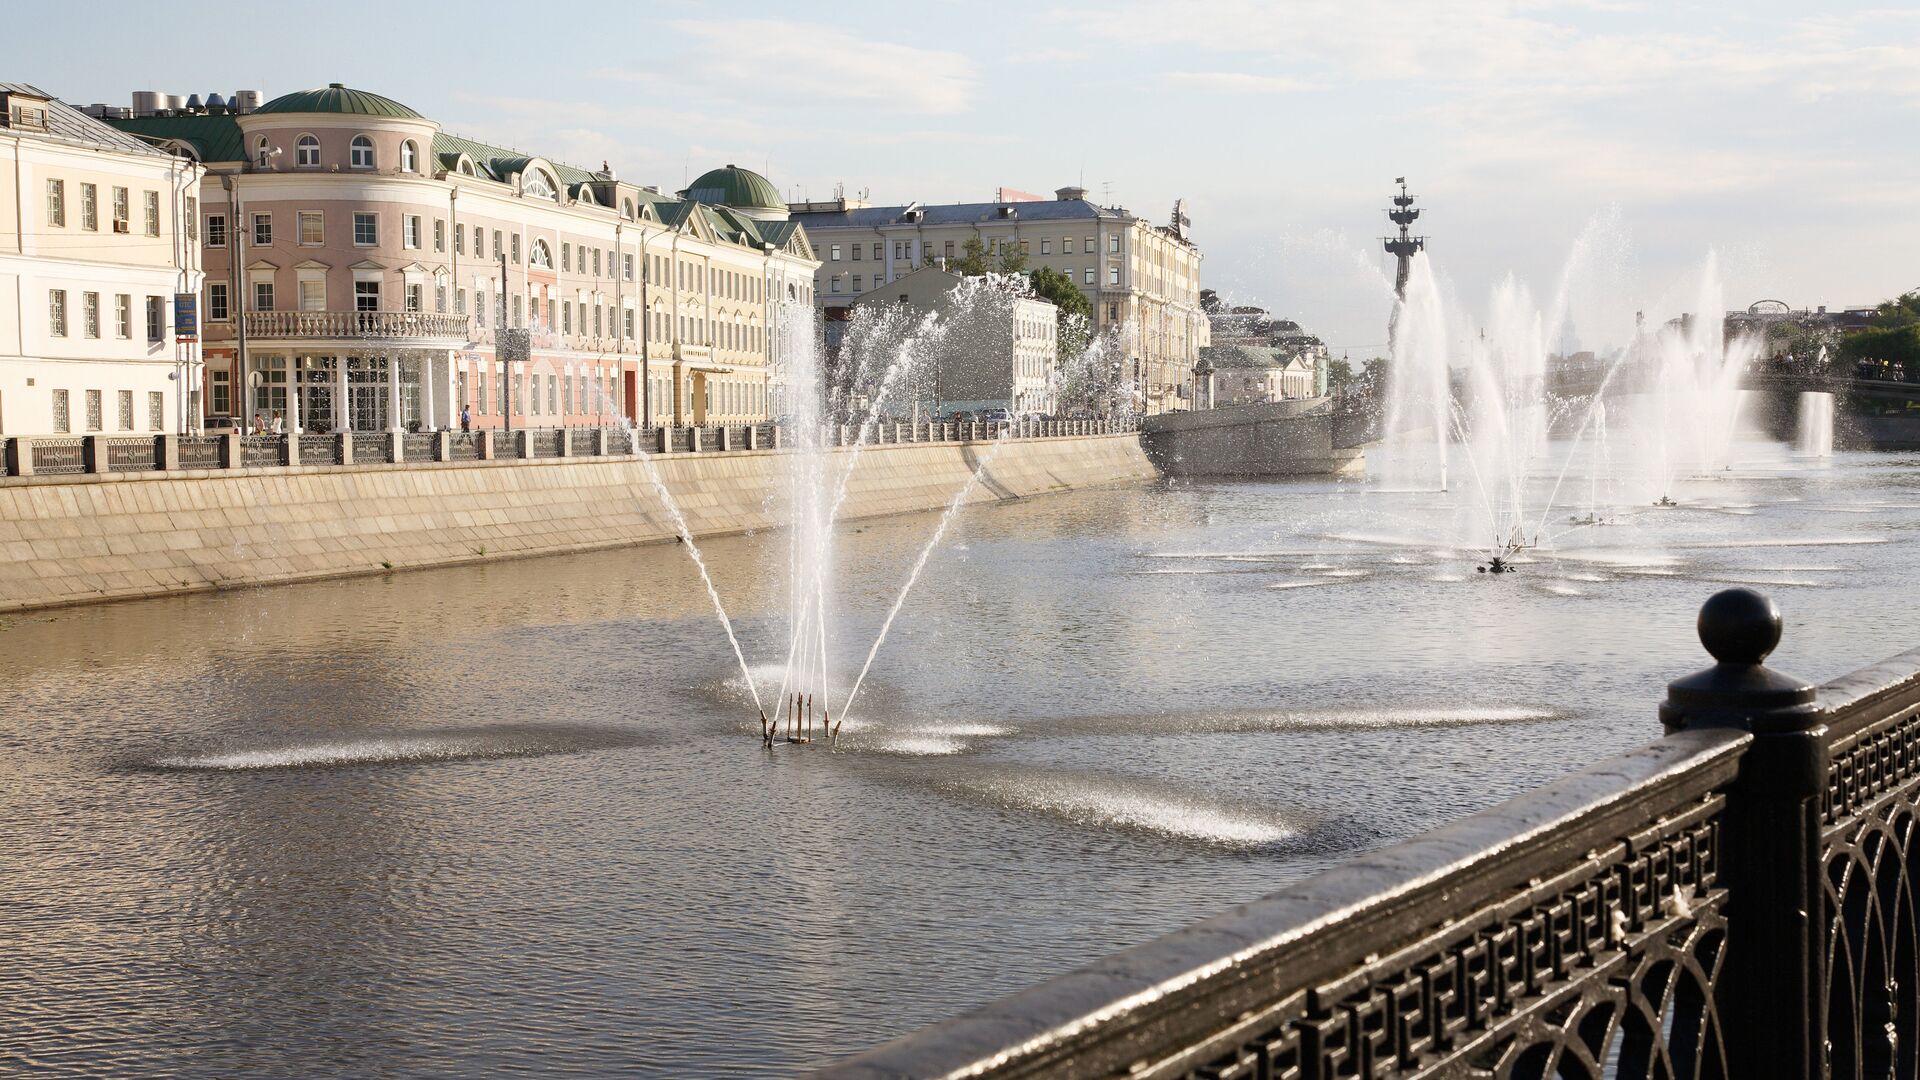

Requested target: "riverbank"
[{"left": 0, "top": 433, "right": 1156, "bottom": 613}]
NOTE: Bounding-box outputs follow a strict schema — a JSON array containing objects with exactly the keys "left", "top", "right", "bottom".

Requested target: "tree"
[
  {"left": 1028, "top": 266, "right": 1092, "bottom": 359},
  {"left": 1199, "top": 288, "right": 1223, "bottom": 314},
  {"left": 1839, "top": 291, "right": 1920, "bottom": 368},
  {"left": 1325, "top": 355, "right": 1354, "bottom": 393},
  {"left": 953, "top": 234, "right": 1029, "bottom": 276}
]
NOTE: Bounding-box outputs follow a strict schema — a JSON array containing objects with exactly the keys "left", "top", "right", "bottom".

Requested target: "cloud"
[
  {"left": 1164, "top": 71, "right": 1321, "bottom": 94},
  {"left": 657, "top": 19, "right": 978, "bottom": 114}
]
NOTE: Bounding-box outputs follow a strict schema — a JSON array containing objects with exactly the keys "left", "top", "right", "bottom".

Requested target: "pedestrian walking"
[{"left": 460, "top": 403, "right": 471, "bottom": 433}]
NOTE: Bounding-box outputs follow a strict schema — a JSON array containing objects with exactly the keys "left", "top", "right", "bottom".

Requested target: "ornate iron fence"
[
  {"left": 529, "top": 429, "right": 564, "bottom": 458},
  {"left": 402, "top": 432, "right": 437, "bottom": 462},
  {"left": 450, "top": 432, "right": 485, "bottom": 461},
  {"left": 814, "top": 589, "right": 1920, "bottom": 1080},
  {"left": 31, "top": 438, "right": 85, "bottom": 475},
  {"left": 240, "top": 435, "right": 282, "bottom": 469},
  {"left": 351, "top": 432, "right": 391, "bottom": 464},
  {"left": 106, "top": 437, "right": 159, "bottom": 472},
  {"left": 298, "top": 434, "right": 337, "bottom": 465},
  {"left": 177, "top": 436, "right": 222, "bottom": 470}
]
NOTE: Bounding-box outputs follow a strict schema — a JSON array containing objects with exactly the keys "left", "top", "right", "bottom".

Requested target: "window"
[
  {"left": 624, "top": 253, "right": 634, "bottom": 280},
  {"left": 118, "top": 390, "right": 133, "bottom": 431},
  {"left": 298, "top": 210, "right": 323, "bottom": 245},
  {"left": 513, "top": 294, "right": 523, "bottom": 327},
  {"left": 562, "top": 301, "right": 571, "bottom": 334},
  {"left": 872, "top": 243, "right": 882, "bottom": 260},
  {"left": 593, "top": 303, "right": 602, "bottom": 336},
  {"left": 562, "top": 243, "right": 571, "bottom": 271},
  {"left": 115, "top": 294, "right": 131, "bottom": 338},
  {"left": 355, "top": 280, "right": 380, "bottom": 312},
  {"left": 185, "top": 196, "right": 196, "bottom": 241},
  {"left": 456, "top": 288, "right": 466, "bottom": 315},
  {"left": 46, "top": 178, "right": 63, "bottom": 226},
  {"left": 1109, "top": 234, "right": 1121, "bottom": 254},
  {"left": 851, "top": 243, "right": 861, "bottom": 261},
  {"left": 51, "top": 389, "right": 69, "bottom": 432},
  {"left": 353, "top": 212, "right": 376, "bottom": 246},
  {"left": 592, "top": 248, "right": 600, "bottom": 276},
  {"left": 253, "top": 281, "right": 274, "bottom": 312},
  {"left": 1063, "top": 237, "right": 1074, "bottom": 254},
  {"left": 83, "top": 292, "right": 99, "bottom": 338},
  {"left": 207, "top": 214, "right": 226, "bottom": 247},
  {"left": 510, "top": 233, "right": 520, "bottom": 264},
  {"left": 852, "top": 275, "right": 862, "bottom": 292},
  {"left": 401, "top": 140, "right": 417, "bottom": 173},
  {"left": 1083, "top": 267, "right": 1095, "bottom": 285},
  {"left": 112, "top": 187, "right": 128, "bottom": 229},
  {"left": 1109, "top": 265, "right": 1121, "bottom": 286},
  {"left": 548, "top": 374, "right": 557, "bottom": 414},
  {"left": 145, "top": 191, "right": 160, "bottom": 237},
  {"left": 296, "top": 134, "right": 320, "bottom": 166},
  {"left": 350, "top": 135, "right": 375, "bottom": 169},
  {"left": 255, "top": 136, "right": 270, "bottom": 167},
  {"left": 80, "top": 183, "right": 96, "bottom": 230},
  {"left": 405, "top": 283, "right": 423, "bottom": 312},
  {"left": 829, "top": 244, "right": 841, "bottom": 261},
  {"left": 436, "top": 280, "right": 447, "bottom": 313},
  {"left": 209, "top": 371, "right": 229, "bottom": 415},
  {"left": 830, "top": 278, "right": 842, "bottom": 294},
  {"left": 48, "top": 289, "right": 66, "bottom": 336},
  {"left": 434, "top": 219, "right": 444, "bottom": 252},
  {"left": 472, "top": 225, "right": 483, "bottom": 257},
  {"left": 493, "top": 230, "right": 503, "bottom": 260},
  {"left": 85, "top": 389, "right": 102, "bottom": 431},
  {"left": 1040, "top": 239, "right": 1051, "bottom": 255},
  {"left": 522, "top": 168, "right": 556, "bottom": 199},
  {"left": 207, "top": 282, "right": 229, "bottom": 321},
  {"left": 404, "top": 215, "right": 420, "bottom": 249},
  {"left": 299, "top": 279, "right": 325, "bottom": 311},
  {"left": 146, "top": 297, "right": 164, "bottom": 341},
  {"left": 148, "top": 391, "right": 164, "bottom": 431},
  {"left": 624, "top": 309, "right": 634, "bottom": 338},
  {"left": 454, "top": 224, "right": 464, "bottom": 255},
  {"left": 252, "top": 212, "right": 271, "bottom": 246},
  {"left": 564, "top": 373, "right": 573, "bottom": 413}
]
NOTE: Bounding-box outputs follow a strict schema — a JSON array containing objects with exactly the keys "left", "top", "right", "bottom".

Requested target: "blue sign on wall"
[{"left": 174, "top": 293, "right": 198, "bottom": 340}]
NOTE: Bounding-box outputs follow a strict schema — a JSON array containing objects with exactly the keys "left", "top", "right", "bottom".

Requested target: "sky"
[{"left": 8, "top": 0, "right": 1916, "bottom": 355}]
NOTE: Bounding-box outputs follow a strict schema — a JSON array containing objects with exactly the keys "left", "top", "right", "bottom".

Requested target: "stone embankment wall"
[
  {"left": 1141, "top": 398, "right": 1366, "bottom": 478},
  {"left": 0, "top": 434, "right": 1156, "bottom": 613}
]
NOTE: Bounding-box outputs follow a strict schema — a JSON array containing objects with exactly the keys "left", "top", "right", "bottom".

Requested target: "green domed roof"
[
  {"left": 254, "top": 83, "right": 422, "bottom": 119},
  {"left": 682, "top": 164, "right": 783, "bottom": 211}
]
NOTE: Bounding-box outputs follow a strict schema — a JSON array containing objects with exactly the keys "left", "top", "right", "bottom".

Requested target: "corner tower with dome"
[{"left": 103, "top": 83, "right": 817, "bottom": 434}]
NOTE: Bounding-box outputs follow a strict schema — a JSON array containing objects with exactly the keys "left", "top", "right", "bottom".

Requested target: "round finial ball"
[{"left": 1697, "top": 588, "right": 1782, "bottom": 665}]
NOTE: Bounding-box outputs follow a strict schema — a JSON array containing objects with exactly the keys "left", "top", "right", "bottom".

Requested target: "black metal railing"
[
  {"left": 814, "top": 589, "right": 1920, "bottom": 1080},
  {"left": 0, "top": 417, "right": 1142, "bottom": 479}
]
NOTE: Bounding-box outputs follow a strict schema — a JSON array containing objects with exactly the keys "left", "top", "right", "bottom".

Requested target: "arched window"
[
  {"left": 254, "top": 136, "right": 270, "bottom": 167},
  {"left": 622, "top": 198, "right": 635, "bottom": 220},
  {"left": 350, "top": 135, "right": 375, "bottom": 169},
  {"left": 523, "top": 169, "right": 557, "bottom": 200},
  {"left": 458, "top": 158, "right": 476, "bottom": 176},
  {"left": 401, "top": 140, "right": 417, "bottom": 173},
  {"left": 295, "top": 134, "right": 319, "bottom": 167},
  {"left": 530, "top": 239, "right": 552, "bottom": 269}
]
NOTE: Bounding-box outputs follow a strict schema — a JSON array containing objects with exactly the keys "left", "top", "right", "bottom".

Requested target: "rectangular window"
[
  {"left": 115, "top": 294, "right": 131, "bottom": 338},
  {"left": 456, "top": 288, "right": 466, "bottom": 315},
  {"left": 83, "top": 292, "right": 99, "bottom": 338},
  {"left": 80, "top": 183, "right": 97, "bottom": 230},
  {"left": 512, "top": 294, "right": 523, "bottom": 328},
  {"left": 433, "top": 219, "right": 445, "bottom": 252},
  {"left": 252, "top": 211, "right": 271, "bottom": 246},
  {"left": 49, "top": 289, "right": 66, "bottom": 336},
  {"left": 624, "top": 253, "right": 634, "bottom": 280},
  {"left": 404, "top": 215, "right": 421, "bottom": 249},
  {"left": 624, "top": 309, "right": 634, "bottom": 338},
  {"left": 209, "top": 371, "right": 229, "bottom": 416},
  {"left": 852, "top": 275, "right": 862, "bottom": 293},
  {"left": 493, "top": 230, "right": 503, "bottom": 260},
  {"left": 1109, "top": 265, "right": 1121, "bottom": 286},
  {"left": 298, "top": 210, "right": 323, "bottom": 245},
  {"left": 148, "top": 391, "right": 163, "bottom": 431},
  {"left": 353, "top": 212, "right": 376, "bottom": 245},
  {"left": 146, "top": 297, "right": 164, "bottom": 341},
  {"left": 436, "top": 282, "right": 447, "bottom": 313},
  {"left": 592, "top": 249, "right": 601, "bottom": 276},
  {"left": 563, "top": 243, "right": 572, "bottom": 271},
  {"left": 473, "top": 225, "right": 483, "bottom": 258},
  {"left": 46, "top": 178, "right": 63, "bottom": 226},
  {"left": 406, "top": 283, "right": 423, "bottom": 312},
  {"left": 944, "top": 240, "right": 955, "bottom": 258},
  {"left": 253, "top": 281, "right": 274, "bottom": 312},
  {"left": 1063, "top": 238, "right": 1074, "bottom": 254},
  {"left": 510, "top": 232, "right": 519, "bottom": 264},
  {"left": 299, "top": 279, "right": 325, "bottom": 311},
  {"left": 355, "top": 281, "right": 380, "bottom": 312},
  {"left": 830, "top": 244, "right": 842, "bottom": 261},
  {"left": 1040, "top": 239, "right": 1051, "bottom": 255},
  {"left": 830, "top": 278, "right": 842, "bottom": 294},
  {"left": 1083, "top": 268, "right": 1095, "bottom": 285},
  {"left": 514, "top": 373, "right": 524, "bottom": 414},
  {"left": 51, "top": 389, "right": 69, "bottom": 432},
  {"left": 85, "top": 389, "right": 102, "bottom": 431},
  {"left": 872, "top": 243, "right": 881, "bottom": 260},
  {"left": 548, "top": 374, "right": 557, "bottom": 414},
  {"left": 118, "top": 390, "right": 133, "bottom": 431},
  {"left": 454, "top": 225, "right": 465, "bottom": 255},
  {"left": 593, "top": 304, "right": 602, "bottom": 337},
  {"left": 1020, "top": 240, "right": 1030, "bottom": 254},
  {"left": 112, "top": 187, "right": 128, "bottom": 229},
  {"left": 563, "top": 373, "right": 572, "bottom": 413},
  {"left": 206, "top": 214, "right": 226, "bottom": 247},
  {"left": 851, "top": 243, "right": 861, "bottom": 261},
  {"left": 207, "top": 282, "right": 229, "bottom": 321},
  {"left": 145, "top": 191, "right": 160, "bottom": 237}
]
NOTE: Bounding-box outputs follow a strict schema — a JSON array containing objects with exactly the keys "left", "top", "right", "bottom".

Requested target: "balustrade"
[{"left": 242, "top": 309, "right": 471, "bottom": 341}]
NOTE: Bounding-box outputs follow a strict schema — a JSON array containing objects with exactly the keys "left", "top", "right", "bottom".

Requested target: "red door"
[{"left": 623, "top": 369, "right": 638, "bottom": 423}]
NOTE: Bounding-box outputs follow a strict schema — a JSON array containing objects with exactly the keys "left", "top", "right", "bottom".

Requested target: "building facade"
[
  {"left": 852, "top": 265, "right": 1057, "bottom": 418},
  {"left": 1199, "top": 345, "right": 1317, "bottom": 406},
  {"left": 791, "top": 186, "right": 1204, "bottom": 415},
  {"left": 104, "top": 85, "right": 816, "bottom": 432},
  {"left": 0, "top": 84, "right": 203, "bottom": 437}
]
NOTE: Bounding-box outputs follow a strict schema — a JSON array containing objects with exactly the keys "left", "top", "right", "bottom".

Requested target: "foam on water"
[
  {"left": 938, "top": 768, "right": 1299, "bottom": 847},
  {"left": 1268, "top": 579, "right": 1338, "bottom": 590},
  {"left": 872, "top": 735, "right": 969, "bottom": 756},
  {"left": 158, "top": 735, "right": 518, "bottom": 771}
]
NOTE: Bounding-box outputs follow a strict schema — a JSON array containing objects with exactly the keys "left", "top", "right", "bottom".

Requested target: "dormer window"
[
  {"left": 350, "top": 135, "right": 375, "bottom": 169},
  {"left": 2, "top": 93, "right": 49, "bottom": 132},
  {"left": 523, "top": 168, "right": 557, "bottom": 200},
  {"left": 255, "top": 136, "right": 271, "bottom": 167},
  {"left": 401, "top": 140, "right": 418, "bottom": 173},
  {"left": 458, "top": 158, "right": 476, "bottom": 176},
  {"left": 295, "top": 134, "right": 319, "bottom": 167}
]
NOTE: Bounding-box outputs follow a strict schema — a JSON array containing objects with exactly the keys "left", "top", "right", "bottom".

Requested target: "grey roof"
[
  {"left": 2, "top": 83, "right": 172, "bottom": 157},
  {"left": 791, "top": 197, "right": 1126, "bottom": 231}
]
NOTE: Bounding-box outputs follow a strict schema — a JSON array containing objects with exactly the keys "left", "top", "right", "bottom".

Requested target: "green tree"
[
  {"left": 1028, "top": 266, "right": 1092, "bottom": 358},
  {"left": 1840, "top": 291, "right": 1920, "bottom": 368},
  {"left": 1325, "top": 355, "right": 1354, "bottom": 392},
  {"left": 953, "top": 235, "right": 990, "bottom": 275}
]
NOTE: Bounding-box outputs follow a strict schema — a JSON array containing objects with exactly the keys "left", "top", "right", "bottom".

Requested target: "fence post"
[
  {"left": 284, "top": 432, "right": 300, "bottom": 467},
  {"left": 220, "top": 433, "right": 241, "bottom": 469},
  {"left": 717, "top": 426, "right": 731, "bottom": 452},
  {"left": 7, "top": 437, "right": 31, "bottom": 477},
  {"left": 338, "top": 432, "right": 354, "bottom": 466},
  {"left": 435, "top": 430, "right": 452, "bottom": 463},
  {"left": 689, "top": 427, "right": 704, "bottom": 453},
  {"left": 770, "top": 426, "right": 782, "bottom": 450},
  {"left": 82, "top": 435, "right": 106, "bottom": 474},
  {"left": 594, "top": 428, "right": 610, "bottom": 456},
  {"left": 747, "top": 426, "right": 760, "bottom": 451},
  {"left": 1660, "top": 587, "right": 1824, "bottom": 1079},
  {"left": 478, "top": 430, "right": 496, "bottom": 461},
  {"left": 558, "top": 429, "right": 573, "bottom": 458},
  {"left": 157, "top": 434, "right": 178, "bottom": 472},
  {"left": 657, "top": 427, "right": 671, "bottom": 454}
]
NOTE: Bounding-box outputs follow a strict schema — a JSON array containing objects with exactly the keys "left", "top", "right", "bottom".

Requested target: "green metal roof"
[
  {"left": 430, "top": 132, "right": 597, "bottom": 186},
  {"left": 1200, "top": 345, "right": 1287, "bottom": 369},
  {"left": 254, "top": 83, "right": 422, "bottom": 119},
  {"left": 103, "top": 113, "right": 246, "bottom": 163},
  {"left": 681, "top": 164, "right": 783, "bottom": 211}
]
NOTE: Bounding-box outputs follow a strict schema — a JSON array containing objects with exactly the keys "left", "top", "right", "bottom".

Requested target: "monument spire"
[{"left": 1383, "top": 177, "right": 1425, "bottom": 300}]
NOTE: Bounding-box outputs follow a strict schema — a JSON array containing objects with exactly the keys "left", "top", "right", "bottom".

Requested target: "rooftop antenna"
[{"left": 1100, "top": 180, "right": 1114, "bottom": 205}]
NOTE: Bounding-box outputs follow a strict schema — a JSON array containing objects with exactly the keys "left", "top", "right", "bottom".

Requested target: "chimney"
[{"left": 1056, "top": 185, "right": 1088, "bottom": 201}]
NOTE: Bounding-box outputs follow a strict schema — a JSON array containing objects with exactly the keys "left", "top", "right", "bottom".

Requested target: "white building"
[
  {"left": 852, "top": 265, "right": 1058, "bottom": 417},
  {"left": 1200, "top": 345, "right": 1316, "bottom": 406},
  {"left": 0, "top": 84, "right": 203, "bottom": 436}
]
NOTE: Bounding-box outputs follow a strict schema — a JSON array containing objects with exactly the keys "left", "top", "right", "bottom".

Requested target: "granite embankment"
[{"left": 0, "top": 434, "right": 1156, "bottom": 612}]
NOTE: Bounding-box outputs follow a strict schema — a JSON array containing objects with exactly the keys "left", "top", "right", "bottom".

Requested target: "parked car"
[
  {"left": 201, "top": 415, "right": 241, "bottom": 435},
  {"left": 979, "top": 408, "right": 1010, "bottom": 423}
]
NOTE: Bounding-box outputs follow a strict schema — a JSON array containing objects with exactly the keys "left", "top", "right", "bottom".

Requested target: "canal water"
[{"left": 6, "top": 446, "right": 1920, "bottom": 1076}]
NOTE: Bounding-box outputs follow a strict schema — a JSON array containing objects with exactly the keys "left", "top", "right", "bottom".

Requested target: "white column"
[
  {"left": 422, "top": 353, "right": 439, "bottom": 431},
  {"left": 290, "top": 357, "right": 305, "bottom": 434},
  {"left": 337, "top": 355, "right": 352, "bottom": 432},
  {"left": 387, "top": 353, "right": 402, "bottom": 432}
]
